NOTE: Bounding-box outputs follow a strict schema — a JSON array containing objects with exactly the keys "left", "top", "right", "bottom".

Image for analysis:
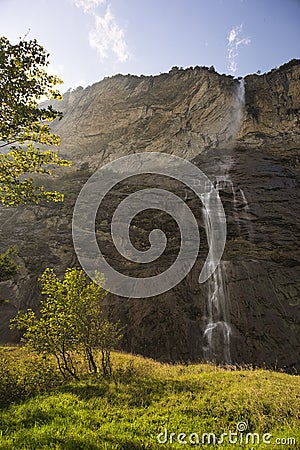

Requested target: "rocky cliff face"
[
  {"left": 48, "top": 60, "right": 300, "bottom": 166},
  {"left": 240, "top": 60, "right": 300, "bottom": 154},
  {"left": 1, "top": 60, "right": 300, "bottom": 371}
]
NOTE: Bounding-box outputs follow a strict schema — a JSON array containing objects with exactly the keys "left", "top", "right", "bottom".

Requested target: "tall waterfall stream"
[{"left": 202, "top": 79, "right": 250, "bottom": 364}]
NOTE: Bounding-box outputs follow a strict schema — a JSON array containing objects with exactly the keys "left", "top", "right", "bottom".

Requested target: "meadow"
[{"left": 0, "top": 346, "right": 299, "bottom": 449}]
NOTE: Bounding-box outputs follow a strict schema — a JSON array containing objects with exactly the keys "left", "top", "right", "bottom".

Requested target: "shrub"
[
  {"left": 0, "top": 247, "right": 19, "bottom": 281},
  {"left": 0, "top": 355, "right": 62, "bottom": 408}
]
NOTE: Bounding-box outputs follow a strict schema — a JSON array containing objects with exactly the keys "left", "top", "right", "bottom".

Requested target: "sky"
[{"left": 0, "top": 0, "right": 299, "bottom": 92}]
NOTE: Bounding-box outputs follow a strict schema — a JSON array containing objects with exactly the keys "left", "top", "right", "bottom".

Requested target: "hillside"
[{"left": 0, "top": 347, "right": 299, "bottom": 449}]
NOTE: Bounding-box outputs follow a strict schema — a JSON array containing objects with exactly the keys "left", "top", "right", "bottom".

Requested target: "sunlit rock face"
[
  {"left": 1, "top": 60, "right": 300, "bottom": 372},
  {"left": 238, "top": 60, "right": 300, "bottom": 154},
  {"left": 47, "top": 60, "right": 300, "bottom": 166}
]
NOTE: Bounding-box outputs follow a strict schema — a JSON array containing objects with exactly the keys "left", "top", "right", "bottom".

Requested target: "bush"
[
  {"left": 0, "top": 247, "right": 19, "bottom": 281},
  {"left": 0, "top": 354, "right": 63, "bottom": 408}
]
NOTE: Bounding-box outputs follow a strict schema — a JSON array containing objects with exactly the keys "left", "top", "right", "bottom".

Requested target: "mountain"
[{"left": 1, "top": 60, "right": 300, "bottom": 371}]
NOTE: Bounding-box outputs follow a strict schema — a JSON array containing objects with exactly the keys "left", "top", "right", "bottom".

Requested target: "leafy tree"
[
  {"left": 0, "top": 144, "right": 70, "bottom": 205},
  {"left": 11, "top": 268, "right": 121, "bottom": 379},
  {"left": 0, "top": 247, "right": 19, "bottom": 281},
  {"left": 0, "top": 36, "right": 71, "bottom": 206},
  {"left": 0, "top": 36, "right": 62, "bottom": 146}
]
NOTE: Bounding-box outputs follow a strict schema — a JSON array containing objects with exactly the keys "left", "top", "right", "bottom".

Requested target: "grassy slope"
[{"left": 0, "top": 348, "right": 299, "bottom": 450}]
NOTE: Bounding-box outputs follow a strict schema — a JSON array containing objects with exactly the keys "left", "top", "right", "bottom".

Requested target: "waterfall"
[
  {"left": 201, "top": 79, "right": 246, "bottom": 365},
  {"left": 202, "top": 182, "right": 232, "bottom": 364},
  {"left": 235, "top": 78, "right": 245, "bottom": 130},
  {"left": 236, "top": 78, "right": 245, "bottom": 106},
  {"left": 228, "top": 78, "right": 245, "bottom": 141},
  {"left": 239, "top": 187, "right": 253, "bottom": 240},
  {"left": 239, "top": 188, "right": 249, "bottom": 211}
]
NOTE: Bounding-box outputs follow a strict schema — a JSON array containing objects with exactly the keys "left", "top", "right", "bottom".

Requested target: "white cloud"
[
  {"left": 89, "top": 6, "right": 129, "bottom": 62},
  {"left": 227, "top": 24, "right": 251, "bottom": 73},
  {"left": 73, "top": 0, "right": 106, "bottom": 13},
  {"left": 72, "top": 0, "right": 129, "bottom": 63}
]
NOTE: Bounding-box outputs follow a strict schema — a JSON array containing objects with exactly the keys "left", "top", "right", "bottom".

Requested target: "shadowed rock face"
[{"left": 1, "top": 61, "right": 300, "bottom": 372}]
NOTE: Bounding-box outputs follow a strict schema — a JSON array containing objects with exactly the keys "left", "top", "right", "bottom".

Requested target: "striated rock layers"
[{"left": 1, "top": 60, "right": 300, "bottom": 371}]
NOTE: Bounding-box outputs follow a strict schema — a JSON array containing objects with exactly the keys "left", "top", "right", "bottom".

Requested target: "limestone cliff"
[
  {"left": 1, "top": 60, "right": 300, "bottom": 372},
  {"left": 240, "top": 59, "right": 300, "bottom": 154},
  {"left": 47, "top": 60, "right": 300, "bottom": 167}
]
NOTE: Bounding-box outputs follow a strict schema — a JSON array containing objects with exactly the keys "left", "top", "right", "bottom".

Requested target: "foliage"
[
  {"left": 0, "top": 246, "right": 19, "bottom": 281},
  {"left": 0, "top": 36, "right": 71, "bottom": 206},
  {"left": 11, "top": 268, "right": 121, "bottom": 379},
  {"left": 0, "top": 349, "right": 299, "bottom": 448},
  {"left": 0, "top": 143, "right": 71, "bottom": 205},
  {"left": 0, "top": 348, "right": 63, "bottom": 408},
  {"left": 0, "top": 36, "right": 62, "bottom": 146}
]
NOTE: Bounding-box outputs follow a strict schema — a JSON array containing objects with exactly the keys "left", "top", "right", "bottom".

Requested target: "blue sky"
[{"left": 1, "top": 0, "right": 299, "bottom": 91}]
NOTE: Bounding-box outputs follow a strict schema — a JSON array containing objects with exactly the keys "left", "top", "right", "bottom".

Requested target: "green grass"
[{"left": 0, "top": 348, "right": 299, "bottom": 449}]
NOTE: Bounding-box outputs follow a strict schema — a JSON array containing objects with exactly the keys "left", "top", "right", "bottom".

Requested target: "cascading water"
[
  {"left": 239, "top": 188, "right": 249, "bottom": 210},
  {"left": 228, "top": 78, "right": 245, "bottom": 140},
  {"left": 234, "top": 78, "right": 245, "bottom": 133},
  {"left": 238, "top": 187, "right": 253, "bottom": 239},
  {"left": 202, "top": 79, "right": 246, "bottom": 365},
  {"left": 202, "top": 186, "right": 231, "bottom": 364}
]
